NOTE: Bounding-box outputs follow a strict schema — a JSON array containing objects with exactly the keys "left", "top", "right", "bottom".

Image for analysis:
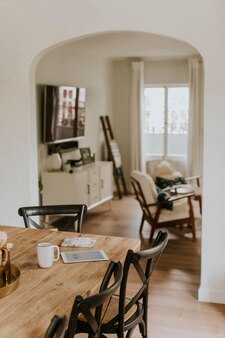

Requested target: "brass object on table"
[{"left": 0, "top": 264, "right": 20, "bottom": 298}]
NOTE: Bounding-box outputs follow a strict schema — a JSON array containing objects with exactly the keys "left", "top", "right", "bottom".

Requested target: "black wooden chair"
[
  {"left": 18, "top": 204, "right": 87, "bottom": 233},
  {"left": 44, "top": 315, "right": 67, "bottom": 338},
  {"left": 97, "top": 230, "right": 169, "bottom": 337},
  {"left": 64, "top": 261, "right": 122, "bottom": 338}
]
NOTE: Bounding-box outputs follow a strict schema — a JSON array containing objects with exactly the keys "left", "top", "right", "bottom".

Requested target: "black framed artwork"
[{"left": 80, "top": 147, "right": 92, "bottom": 164}]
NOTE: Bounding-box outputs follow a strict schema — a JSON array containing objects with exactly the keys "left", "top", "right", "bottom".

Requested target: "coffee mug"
[{"left": 37, "top": 242, "right": 60, "bottom": 268}]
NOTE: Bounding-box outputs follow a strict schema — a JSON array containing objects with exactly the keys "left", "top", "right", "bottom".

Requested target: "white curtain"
[
  {"left": 130, "top": 60, "right": 145, "bottom": 173},
  {"left": 188, "top": 57, "right": 204, "bottom": 176}
]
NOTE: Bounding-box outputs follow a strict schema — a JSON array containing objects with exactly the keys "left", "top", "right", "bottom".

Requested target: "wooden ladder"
[{"left": 100, "top": 115, "right": 128, "bottom": 199}]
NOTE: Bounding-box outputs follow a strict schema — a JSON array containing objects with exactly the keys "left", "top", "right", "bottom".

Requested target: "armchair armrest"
[
  {"left": 168, "top": 192, "right": 195, "bottom": 203},
  {"left": 146, "top": 202, "right": 159, "bottom": 207},
  {"left": 185, "top": 175, "right": 201, "bottom": 187}
]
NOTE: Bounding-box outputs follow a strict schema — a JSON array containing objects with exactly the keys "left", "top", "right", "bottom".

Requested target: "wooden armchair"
[{"left": 130, "top": 171, "right": 200, "bottom": 242}]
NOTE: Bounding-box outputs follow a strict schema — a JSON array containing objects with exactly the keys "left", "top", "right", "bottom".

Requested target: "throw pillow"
[
  {"left": 156, "top": 176, "right": 186, "bottom": 189},
  {"left": 157, "top": 190, "right": 173, "bottom": 210}
]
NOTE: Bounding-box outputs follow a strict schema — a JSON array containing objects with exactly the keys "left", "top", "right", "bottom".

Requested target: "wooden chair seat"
[
  {"left": 158, "top": 198, "right": 200, "bottom": 222},
  {"left": 78, "top": 294, "right": 138, "bottom": 324}
]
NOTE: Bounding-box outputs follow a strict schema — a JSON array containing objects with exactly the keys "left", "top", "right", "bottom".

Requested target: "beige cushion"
[
  {"left": 154, "top": 160, "right": 183, "bottom": 181},
  {"left": 131, "top": 171, "right": 158, "bottom": 204},
  {"left": 157, "top": 171, "right": 183, "bottom": 180},
  {"left": 158, "top": 198, "right": 200, "bottom": 222},
  {"left": 131, "top": 170, "right": 142, "bottom": 181},
  {"left": 155, "top": 160, "right": 174, "bottom": 176}
]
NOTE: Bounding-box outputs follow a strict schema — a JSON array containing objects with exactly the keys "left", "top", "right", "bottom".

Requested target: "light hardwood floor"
[{"left": 82, "top": 195, "right": 225, "bottom": 338}]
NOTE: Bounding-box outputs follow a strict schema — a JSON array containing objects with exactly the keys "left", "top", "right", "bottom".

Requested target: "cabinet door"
[
  {"left": 100, "top": 163, "right": 113, "bottom": 200},
  {"left": 88, "top": 167, "right": 100, "bottom": 206},
  {"left": 42, "top": 171, "right": 89, "bottom": 206}
]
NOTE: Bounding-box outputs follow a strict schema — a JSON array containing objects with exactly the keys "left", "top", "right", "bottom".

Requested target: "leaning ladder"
[{"left": 100, "top": 115, "right": 128, "bottom": 199}]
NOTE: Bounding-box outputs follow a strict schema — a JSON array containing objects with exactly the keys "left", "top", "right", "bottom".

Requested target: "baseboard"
[{"left": 198, "top": 287, "right": 225, "bottom": 304}]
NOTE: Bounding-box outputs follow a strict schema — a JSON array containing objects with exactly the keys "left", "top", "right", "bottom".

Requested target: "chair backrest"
[
  {"left": 116, "top": 230, "right": 169, "bottom": 334},
  {"left": 131, "top": 170, "right": 158, "bottom": 205},
  {"left": 18, "top": 204, "right": 87, "bottom": 233},
  {"left": 130, "top": 173, "right": 158, "bottom": 222},
  {"left": 65, "top": 261, "right": 123, "bottom": 338}
]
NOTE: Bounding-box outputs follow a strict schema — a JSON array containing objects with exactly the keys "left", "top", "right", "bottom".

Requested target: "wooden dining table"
[{"left": 0, "top": 225, "right": 140, "bottom": 338}]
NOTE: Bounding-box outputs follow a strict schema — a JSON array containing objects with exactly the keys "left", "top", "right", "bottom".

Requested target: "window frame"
[{"left": 144, "top": 83, "right": 189, "bottom": 160}]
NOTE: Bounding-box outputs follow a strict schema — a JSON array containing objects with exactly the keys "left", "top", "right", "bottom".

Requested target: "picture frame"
[{"left": 80, "top": 147, "right": 93, "bottom": 164}]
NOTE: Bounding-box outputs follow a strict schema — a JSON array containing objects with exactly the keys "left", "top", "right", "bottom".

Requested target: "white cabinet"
[{"left": 41, "top": 161, "right": 113, "bottom": 209}]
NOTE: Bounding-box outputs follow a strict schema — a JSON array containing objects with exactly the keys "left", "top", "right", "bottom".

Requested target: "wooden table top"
[{"left": 0, "top": 225, "right": 140, "bottom": 338}]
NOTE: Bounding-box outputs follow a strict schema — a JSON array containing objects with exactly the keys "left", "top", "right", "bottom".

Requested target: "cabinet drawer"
[
  {"left": 89, "top": 183, "right": 100, "bottom": 200},
  {"left": 89, "top": 180, "right": 99, "bottom": 191},
  {"left": 89, "top": 168, "right": 99, "bottom": 182}
]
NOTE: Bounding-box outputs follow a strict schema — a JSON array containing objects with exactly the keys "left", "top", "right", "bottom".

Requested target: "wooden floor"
[{"left": 81, "top": 195, "right": 225, "bottom": 338}]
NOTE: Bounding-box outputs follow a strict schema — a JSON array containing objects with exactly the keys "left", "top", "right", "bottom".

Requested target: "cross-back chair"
[
  {"left": 44, "top": 315, "right": 67, "bottom": 338},
  {"left": 18, "top": 204, "right": 87, "bottom": 233},
  {"left": 130, "top": 171, "right": 200, "bottom": 242},
  {"left": 97, "top": 230, "right": 169, "bottom": 337},
  {"left": 64, "top": 261, "right": 122, "bottom": 338}
]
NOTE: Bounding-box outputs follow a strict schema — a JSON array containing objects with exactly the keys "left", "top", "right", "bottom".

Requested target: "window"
[{"left": 144, "top": 85, "right": 189, "bottom": 158}]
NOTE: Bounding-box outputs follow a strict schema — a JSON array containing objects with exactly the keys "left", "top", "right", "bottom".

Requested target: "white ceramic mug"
[{"left": 37, "top": 242, "right": 60, "bottom": 268}]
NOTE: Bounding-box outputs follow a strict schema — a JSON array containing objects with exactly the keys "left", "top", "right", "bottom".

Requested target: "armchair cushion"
[
  {"left": 131, "top": 171, "right": 158, "bottom": 204},
  {"left": 158, "top": 198, "right": 200, "bottom": 223},
  {"left": 154, "top": 160, "right": 183, "bottom": 180},
  {"left": 155, "top": 160, "right": 174, "bottom": 175}
]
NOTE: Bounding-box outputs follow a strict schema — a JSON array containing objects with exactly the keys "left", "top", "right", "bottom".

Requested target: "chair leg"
[
  {"left": 188, "top": 196, "right": 196, "bottom": 241},
  {"left": 139, "top": 213, "right": 145, "bottom": 232},
  {"left": 139, "top": 319, "right": 146, "bottom": 338},
  {"left": 194, "top": 195, "right": 202, "bottom": 214},
  {"left": 149, "top": 226, "right": 156, "bottom": 243},
  {"left": 126, "top": 327, "right": 136, "bottom": 337},
  {"left": 191, "top": 219, "right": 196, "bottom": 241}
]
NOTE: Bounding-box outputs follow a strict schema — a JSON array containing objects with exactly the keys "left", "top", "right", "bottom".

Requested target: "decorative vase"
[{"left": 47, "top": 153, "right": 62, "bottom": 171}]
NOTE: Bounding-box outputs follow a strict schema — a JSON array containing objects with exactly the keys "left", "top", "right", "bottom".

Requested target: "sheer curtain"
[
  {"left": 188, "top": 56, "right": 204, "bottom": 176},
  {"left": 130, "top": 60, "right": 145, "bottom": 173}
]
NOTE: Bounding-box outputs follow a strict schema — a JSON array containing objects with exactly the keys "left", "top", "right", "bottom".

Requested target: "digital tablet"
[{"left": 61, "top": 250, "right": 108, "bottom": 263}]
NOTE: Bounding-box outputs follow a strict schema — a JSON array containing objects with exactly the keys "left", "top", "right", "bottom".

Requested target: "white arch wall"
[{"left": 0, "top": 0, "right": 225, "bottom": 304}]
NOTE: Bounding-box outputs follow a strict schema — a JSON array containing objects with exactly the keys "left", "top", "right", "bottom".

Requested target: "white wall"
[
  {"left": 0, "top": 0, "right": 225, "bottom": 304},
  {"left": 36, "top": 44, "right": 114, "bottom": 173},
  {"left": 145, "top": 59, "right": 189, "bottom": 84}
]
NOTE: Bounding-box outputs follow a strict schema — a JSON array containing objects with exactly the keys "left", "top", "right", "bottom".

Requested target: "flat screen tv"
[{"left": 41, "top": 85, "right": 86, "bottom": 144}]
